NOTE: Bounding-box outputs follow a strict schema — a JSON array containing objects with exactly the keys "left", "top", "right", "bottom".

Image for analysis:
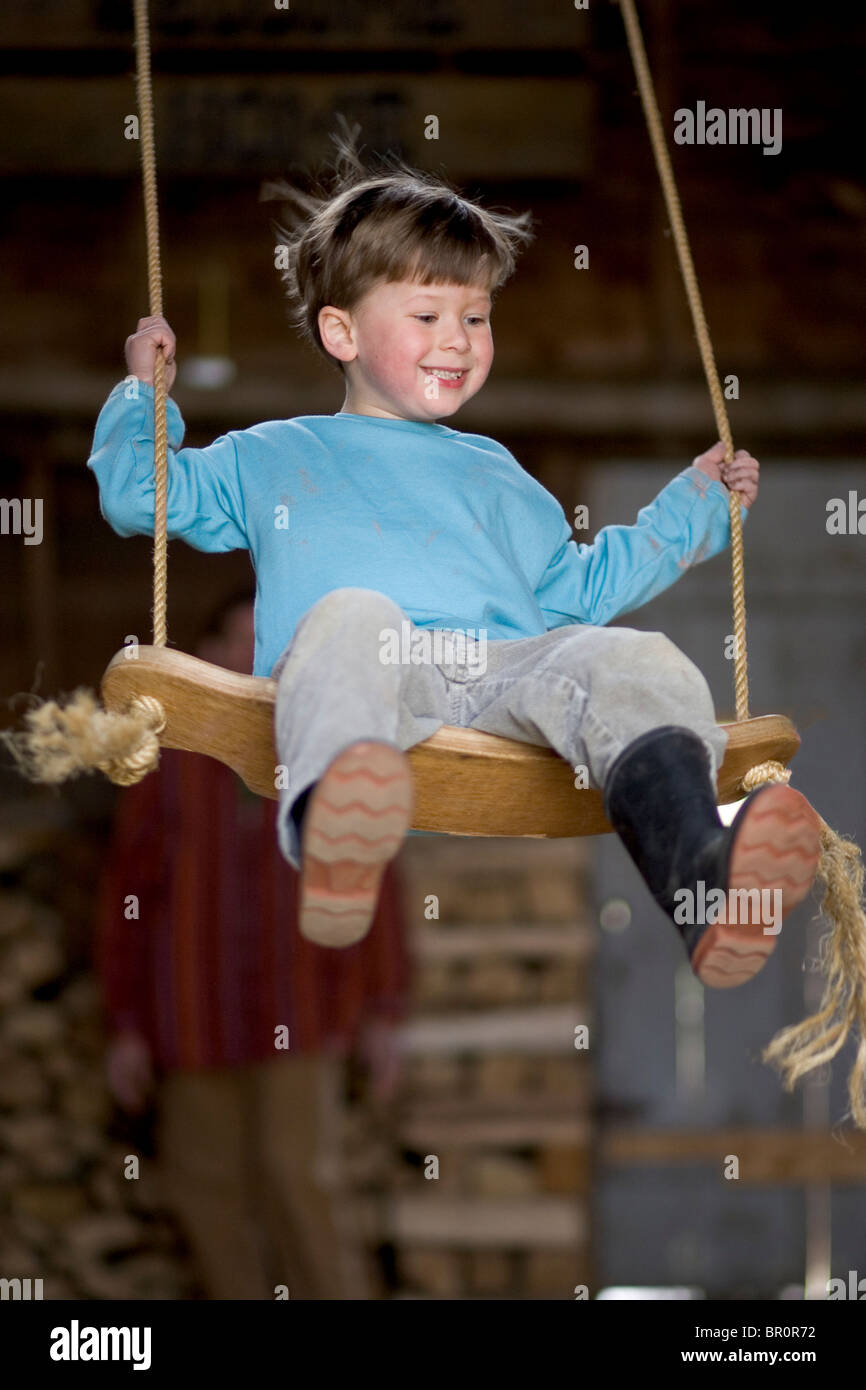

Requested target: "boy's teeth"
[{"left": 427, "top": 369, "right": 464, "bottom": 379}]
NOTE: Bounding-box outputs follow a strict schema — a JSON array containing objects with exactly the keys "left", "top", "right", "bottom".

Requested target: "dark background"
[{"left": 1, "top": 0, "right": 865, "bottom": 1299}]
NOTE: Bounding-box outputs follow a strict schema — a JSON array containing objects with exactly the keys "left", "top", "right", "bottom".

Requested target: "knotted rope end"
[{"left": 0, "top": 688, "right": 165, "bottom": 788}]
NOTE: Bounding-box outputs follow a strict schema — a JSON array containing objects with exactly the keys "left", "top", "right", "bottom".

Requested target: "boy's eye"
[{"left": 413, "top": 315, "right": 489, "bottom": 325}]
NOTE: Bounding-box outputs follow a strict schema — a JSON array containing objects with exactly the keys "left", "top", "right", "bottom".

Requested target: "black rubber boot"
[
  {"left": 602, "top": 724, "right": 823, "bottom": 987},
  {"left": 602, "top": 724, "right": 740, "bottom": 961}
]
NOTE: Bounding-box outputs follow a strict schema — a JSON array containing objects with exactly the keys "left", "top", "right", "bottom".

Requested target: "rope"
[
  {"left": 133, "top": 0, "right": 168, "bottom": 650},
  {"left": 619, "top": 0, "right": 751, "bottom": 727},
  {"left": 619, "top": 0, "right": 866, "bottom": 1129},
  {"left": 0, "top": 1, "right": 170, "bottom": 790}
]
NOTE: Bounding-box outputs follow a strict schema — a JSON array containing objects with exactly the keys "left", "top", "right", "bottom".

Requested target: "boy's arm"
[
  {"left": 535, "top": 464, "right": 748, "bottom": 630},
  {"left": 87, "top": 380, "right": 249, "bottom": 553}
]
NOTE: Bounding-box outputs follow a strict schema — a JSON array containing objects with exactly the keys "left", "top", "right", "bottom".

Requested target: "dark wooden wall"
[{"left": 2, "top": 2, "right": 864, "bottom": 701}]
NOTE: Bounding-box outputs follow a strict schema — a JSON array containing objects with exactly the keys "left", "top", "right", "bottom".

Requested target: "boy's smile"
[{"left": 318, "top": 277, "right": 494, "bottom": 423}]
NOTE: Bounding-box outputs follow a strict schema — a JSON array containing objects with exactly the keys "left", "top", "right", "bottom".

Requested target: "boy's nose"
[
  {"left": 439, "top": 332, "right": 470, "bottom": 352},
  {"left": 439, "top": 336, "right": 475, "bottom": 355}
]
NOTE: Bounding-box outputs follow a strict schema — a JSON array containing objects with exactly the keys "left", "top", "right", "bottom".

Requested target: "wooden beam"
[
  {"left": 400, "top": 1005, "right": 588, "bottom": 1055},
  {"left": 600, "top": 1127, "right": 866, "bottom": 1185},
  {"left": 379, "top": 1195, "right": 586, "bottom": 1248},
  {"left": 400, "top": 1112, "right": 590, "bottom": 1147},
  {"left": 0, "top": 0, "right": 591, "bottom": 53},
  {"left": 410, "top": 924, "right": 595, "bottom": 960},
  {"left": 400, "top": 834, "right": 593, "bottom": 872},
  {"left": 399, "top": 1087, "right": 594, "bottom": 1128},
  {"left": 5, "top": 368, "right": 866, "bottom": 446},
  {"left": 0, "top": 75, "right": 593, "bottom": 180}
]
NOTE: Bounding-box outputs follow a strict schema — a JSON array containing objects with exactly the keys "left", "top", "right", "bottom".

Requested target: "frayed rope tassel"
[
  {"left": 1, "top": 689, "right": 165, "bottom": 788},
  {"left": 762, "top": 817, "right": 866, "bottom": 1129}
]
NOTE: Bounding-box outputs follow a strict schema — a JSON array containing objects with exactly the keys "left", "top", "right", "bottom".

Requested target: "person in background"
[{"left": 95, "top": 589, "right": 410, "bottom": 1300}]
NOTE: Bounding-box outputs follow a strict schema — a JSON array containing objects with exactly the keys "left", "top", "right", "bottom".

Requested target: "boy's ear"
[{"left": 318, "top": 305, "right": 356, "bottom": 364}]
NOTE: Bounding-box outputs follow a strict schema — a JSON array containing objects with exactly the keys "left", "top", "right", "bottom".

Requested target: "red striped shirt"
[{"left": 95, "top": 748, "right": 411, "bottom": 1071}]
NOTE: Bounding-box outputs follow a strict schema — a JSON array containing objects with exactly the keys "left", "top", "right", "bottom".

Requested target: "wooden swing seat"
[{"left": 101, "top": 645, "right": 800, "bottom": 838}]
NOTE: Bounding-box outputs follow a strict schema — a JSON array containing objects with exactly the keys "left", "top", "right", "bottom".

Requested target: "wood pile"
[
  {"left": 0, "top": 817, "right": 198, "bottom": 1301},
  {"left": 1, "top": 811, "right": 598, "bottom": 1301},
  {"left": 355, "top": 836, "right": 598, "bottom": 1299}
]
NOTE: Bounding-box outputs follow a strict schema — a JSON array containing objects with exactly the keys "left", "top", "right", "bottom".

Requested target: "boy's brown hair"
[{"left": 261, "top": 117, "right": 535, "bottom": 372}]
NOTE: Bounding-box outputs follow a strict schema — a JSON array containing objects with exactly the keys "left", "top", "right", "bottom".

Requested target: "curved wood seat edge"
[{"left": 101, "top": 646, "right": 801, "bottom": 838}]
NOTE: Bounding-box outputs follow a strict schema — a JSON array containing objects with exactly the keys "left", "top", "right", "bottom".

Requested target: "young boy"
[{"left": 88, "top": 136, "right": 821, "bottom": 987}]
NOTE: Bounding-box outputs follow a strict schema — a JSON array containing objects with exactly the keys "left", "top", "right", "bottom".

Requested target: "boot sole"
[
  {"left": 690, "top": 784, "right": 822, "bottom": 989},
  {"left": 299, "top": 741, "right": 413, "bottom": 948}
]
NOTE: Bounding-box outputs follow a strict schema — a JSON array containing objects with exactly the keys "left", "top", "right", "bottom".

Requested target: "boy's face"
[{"left": 319, "top": 277, "right": 494, "bottom": 423}]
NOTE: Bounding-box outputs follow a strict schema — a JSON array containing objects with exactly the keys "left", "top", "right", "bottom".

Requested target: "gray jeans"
[{"left": 271, "top": 587, "right": 728, "bottom": 869}]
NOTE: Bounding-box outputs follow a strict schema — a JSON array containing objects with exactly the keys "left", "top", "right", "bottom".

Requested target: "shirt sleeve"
[
  {"left": 87, "top": 380, "right": 249, "bottom": 553},
  {"left": 535, "top": 465, "right": 749, "bottom": 630}
]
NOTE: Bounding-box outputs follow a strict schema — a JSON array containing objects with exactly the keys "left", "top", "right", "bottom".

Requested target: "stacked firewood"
[
  {"left": 372, "top": 836, "right": 597, "bottom": 1299},
  {"left": 0, "top": 817, "right": 197, "bottom": 1301},
  {"left": 0, "top": 809, "right": 598, "bottom": 1301}
]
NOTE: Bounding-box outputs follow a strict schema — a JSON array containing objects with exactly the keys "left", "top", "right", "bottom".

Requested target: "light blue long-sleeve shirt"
[{"left": 87, "top": 381, "right": 747, "bottom": 678}]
